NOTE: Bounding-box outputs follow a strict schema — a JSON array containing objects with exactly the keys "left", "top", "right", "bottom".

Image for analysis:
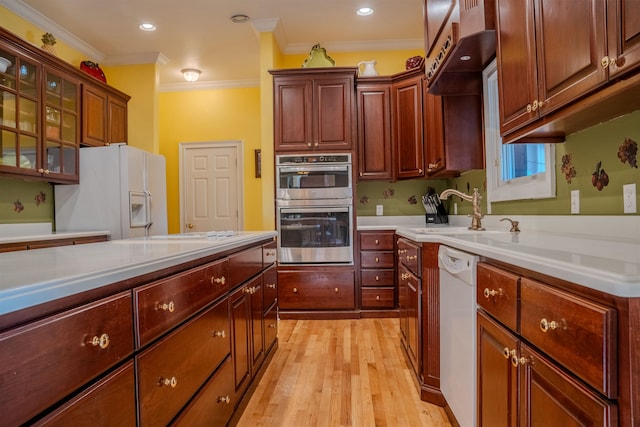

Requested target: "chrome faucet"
[{"left": 439, "top": 187, "right": 485, "bottom": 230}]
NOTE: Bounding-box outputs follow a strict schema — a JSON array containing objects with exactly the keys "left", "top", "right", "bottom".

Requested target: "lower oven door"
[{"left": 277, "top": 204, "right": 353, "bottom": 264}]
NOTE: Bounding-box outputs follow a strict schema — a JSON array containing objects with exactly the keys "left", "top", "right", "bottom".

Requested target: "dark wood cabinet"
[
  {"left": 0, "top": 27, "right": 128, "bottom": 183},
  {"left": 81, "top": 83, "right": 129, "bottom": 146},
  {"left": 0, "top": 292, "right": 134, "bottom": 426},
  {"left": 477, "top": 262, "right": 618, "bottom": 427},
  {"left": 0, "top": 233, "right": 109, "bottom": 253},
  {"left": 495, "top": 0, "right": 608, "bottom": 137},
  {"left": 607, "top": 0, "right": 640, "bottom": 79},
  {"left": 359, "top": 231, "right": 396, "bottom": 311},
  {"left": 270, "top": 67, "right": 357, "bottom": 152},
  {"left": 424, "top": 92, "right": 484, "bottom": 177},
  {"left": 356, "top": 77, "right": 393, "bottom": 180},
  {"left": 392, "top": 68, "right": 425, "bottom": 179}
]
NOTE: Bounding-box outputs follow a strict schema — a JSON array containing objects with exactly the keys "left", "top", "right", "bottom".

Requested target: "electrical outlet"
[
  {"left": 623, "top": 183, "right": 637, "bottom": 214},
  {"left": 376, "top": 205, "right": 383, "bottom": 216},
  {"left": 570, "top": 190, "right": 580, "bottom": 214}
]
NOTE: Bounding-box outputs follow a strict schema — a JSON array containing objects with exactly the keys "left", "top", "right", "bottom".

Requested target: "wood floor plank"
[{"left": 235, "top": 318, "right": 451, "bottom": 427}]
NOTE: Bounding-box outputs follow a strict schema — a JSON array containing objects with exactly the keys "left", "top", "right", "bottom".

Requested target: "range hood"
[{"left": 425, "top": 0, "right": 497, "bottom": 95}]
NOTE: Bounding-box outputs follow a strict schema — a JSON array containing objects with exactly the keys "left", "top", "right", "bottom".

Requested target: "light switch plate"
[
  {"left": 623, "top": 183, "right": 637, "bottom": 213},
  {"left": 376, "top": 205, "right": 383, "bottom": 216},
  {"left": 570, "top": 190, "right": 580, "bottom": 214}
]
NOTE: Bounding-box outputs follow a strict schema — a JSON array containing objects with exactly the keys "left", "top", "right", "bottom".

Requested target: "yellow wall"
[
  {"left": 281, "top": 49, "right": 425, "bottom": 75},
  {"left": 102, "top": 63, "right": 159, "bottom": 153},
  {"left": 158, "top": 87, "right": 262, "bottom": 232}
]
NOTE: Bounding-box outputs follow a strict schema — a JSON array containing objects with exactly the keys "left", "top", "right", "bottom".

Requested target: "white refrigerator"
[{"left": 55, "top": 144, "right": 168, "bottom": 239}]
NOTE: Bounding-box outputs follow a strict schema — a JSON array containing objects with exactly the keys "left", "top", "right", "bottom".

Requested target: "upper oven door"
[{"left": 276, "top": 164, "right": 352, "bottom": 200}]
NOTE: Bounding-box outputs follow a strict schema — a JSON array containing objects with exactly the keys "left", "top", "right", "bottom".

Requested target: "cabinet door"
[
  {"left": 108, "top": 95, "right": 128, "bottom": 143},
  {"left": 607, "top": 0, "right": 640, "bottom": 78},
  {"left": 250, "top": 276, "right": 265, "bottom": 373},
  {"left": 534, "top": 0, "right": 607, "bottom": 115},
  {"left": 315, "top": 76, "right": 354, "bottom": 151},
  {"left": 495, "top": 0, "right": 539, "bottom": 135},
  {"left": 477, "top": 311, "right": 519, "bottom": 427},
  {"left": 81, "top": 84, "right": 108, "bottom": 146},
  {"left": 356, "top": 82, "right": 393, "bottom": 180},
  {"left": 424, "top": 92, "right": 446, "bottom": 175},
  {"left": 42, "top": 67, "right": 80, "bottom": 183},
  {"left": 273, "top": 77, "right": 313, "bottom": 151},
  {"left": 392, "top": 74, "right": 425, "bottom": 179},
  {"left": 230, "top": 285, "right": 252, "bottom": 399},
  {"left": 399, "top": 263, "right": 421, "bottom": 375},
  {"left": 520, "top": 343, "right": 617, "bottom": 427}
]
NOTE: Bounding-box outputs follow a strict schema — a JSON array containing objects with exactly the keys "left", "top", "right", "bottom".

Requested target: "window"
[{"left": 482, "top": 60, "right": 555, "bottom": 211}]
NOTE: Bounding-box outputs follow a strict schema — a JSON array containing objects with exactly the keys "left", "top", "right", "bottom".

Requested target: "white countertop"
[
  {"left": 358, "top": 215, "right": 640, "bottom": 298},
  {"left": 0, "top": 231, "right": 276, "bottom": 316}
]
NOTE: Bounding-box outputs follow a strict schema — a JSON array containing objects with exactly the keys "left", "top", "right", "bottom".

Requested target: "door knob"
[{"left": 187, "top": 223, "right": 194, "bottom": 229}]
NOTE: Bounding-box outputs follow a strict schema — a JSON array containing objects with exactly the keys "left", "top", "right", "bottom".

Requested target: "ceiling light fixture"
[
  {"left": 460, "top": 55, "right": 472, "bottom": 61},
  {"left": 139, "top": 23, "right": 156, "bottom": 31},
  {"left": 230, "top": 14, "right": 250, "bottom": 23},
  {"left": 182, "top": 68, "right": 201, "bottom": 82},
  {"left": 357, "top": 7, "right": 374, "bottom": 16}
]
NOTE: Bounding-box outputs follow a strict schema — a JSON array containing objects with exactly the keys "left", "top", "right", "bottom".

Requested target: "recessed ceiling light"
[
  {"left": 460, "top": 55, "right": 472, "bottom": 61},
  {"left": 357, "top": 7, "right": 374, "bottom": 16},
  {"left": 139, "top": 23, "right": 156, "bottom": 31},
  {"left": 230, "top": 14, "right": 250, "bottom": 23}
]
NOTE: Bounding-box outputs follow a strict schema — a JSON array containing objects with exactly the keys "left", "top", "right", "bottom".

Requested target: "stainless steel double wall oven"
[{"left": 275, "top": 153, "right": 354, "bottom": 264}]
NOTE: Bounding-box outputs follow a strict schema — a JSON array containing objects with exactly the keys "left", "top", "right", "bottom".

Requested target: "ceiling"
[{"left": 5, "top": 0, "right": 425, "bottom": 88}]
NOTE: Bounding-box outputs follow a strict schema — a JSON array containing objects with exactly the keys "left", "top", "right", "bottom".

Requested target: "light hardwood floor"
[{"left": 236, "top": 318, "right": 451, "bottom": 427}]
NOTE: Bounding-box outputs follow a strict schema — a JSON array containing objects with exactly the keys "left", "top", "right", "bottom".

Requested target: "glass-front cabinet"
[{"left": 0, "top": 36, "right": 79, "bottom": 183}]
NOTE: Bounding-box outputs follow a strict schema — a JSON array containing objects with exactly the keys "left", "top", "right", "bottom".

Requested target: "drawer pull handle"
[
  {"left": 334, "top": 288, "right": 339, "bottom": 293},
  {"left": 268, "top": 323, "right": 277, "bottom": 329},
  {"left": 211, "top": 276, "right": 226, "bottom": 285},
  {"left": 375, "top": 239, "right": 379, "bottom": 245},
  {"left": 539, "top": 318, "right": 559, "bottom": 333},
  {"left": 244, "top": 286, "right": 257, "bottom": 295},
  {"left": 503, "top": 347, "right": 516, "bottom": 359},
  {"left": 218, "top": 395, "right": 231, "bottom": 404},
  {"left": 375, "top": 257, "right": 379, "bottom": 263},
  {"left": 400, "top": 273, "right": 410, "bottom": 280},
  {"left": 156, "top": 301, "right": 175, "bottom": 313},
  {"left": 483, "top": 288, "right": 504, "bottom": 299},
  {"left": 267, "top": 283, "right": 277, "bottom": 289},
  {"left": 212, "top": 330, "right": 226, "bottom": 338},
  {"left": 88, "top": 333, "right": 110, "bottom": 349},
  {"left": 511, "top": 354, "right": 530, "bottom": 367},
  {"left": 293, "top": 287, "right": 298, "bottom": 293},
  {"left": 406, "top": 255, "right": 417, "bottom": 261},
  {"left": 376, "top": 295, "right": 380, "bottom": 300},
  {"left": 375, "top": 276, "right": 380, "bottom": 281},
  {"left": 159, "top": 376, "right": 177, "bottom": 388}
]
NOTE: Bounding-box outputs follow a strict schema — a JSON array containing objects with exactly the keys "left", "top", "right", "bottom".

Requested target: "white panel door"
[{"left": 182, "top": 143, "right": 242, "bottom": 232}]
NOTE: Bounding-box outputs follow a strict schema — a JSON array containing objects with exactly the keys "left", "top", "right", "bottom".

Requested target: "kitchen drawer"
[
  {"left": 33, "top": 361, "right": 136, "bottom": 426},
  {"left": 229, "top": 246, "right": 263, "bottom": 288},
  {"left": 361, "top": 287, "right": 395, "bottom": 309},
  {"left": 263, "top": 240, "right": 277, "bottom": 267},
  {"left": 137, "top": 298, "right": 231, "bottom": 427},
  {"left": 264, "top": 303, "right": 278, "bottom": 353},
  {"left": 359, "top": 231, "right": 395, "bottom": 250},
  {"left": 397, "top": 238, "right": 421, "bottom": 276},
  {"left": 0, "top": 292, "right": 133, "bottom": 427},
  {"left": 360, "top": 251, "right": 395, "bottom": 268},
  {"left": 361, "top": 269, "right": 395, "bottom": 287},
  {"left": 278, "top": 270, "right": 355, "bottom": 310},
  {"left": 520, "top": 278, "right": 617, "bottom": 398},
  {"left": 135, "top": 258, "right": 228, "bottom": 347},
  {"left": 477, "top": 263, "right": 519, "bottom": 332},
  {"left": 263, "top": 264, "right": 278, "bottom": 311},
  {"left": 171, "top": 355, "right": 235, "bottom": 427}
]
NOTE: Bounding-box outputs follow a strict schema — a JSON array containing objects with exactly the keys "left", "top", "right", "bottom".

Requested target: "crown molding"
[
  {"left": 284, "top": 38, "right": 425, "bottom": 54},
  {"left": 0, "top": 0, "right": 105, "bottom": 61},
  {"left": 159, "top": 78, "right": 260, "bottom": 92}
]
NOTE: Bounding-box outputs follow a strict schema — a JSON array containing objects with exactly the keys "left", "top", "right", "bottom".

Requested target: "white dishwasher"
[{"left": 438, "top": 245, "right": 479, "bottom": 427}]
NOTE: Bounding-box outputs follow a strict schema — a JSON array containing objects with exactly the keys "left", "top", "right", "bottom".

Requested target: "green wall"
[
  {"left": 356, "top": 109, "right": 640, "bottom": 217},
  {"left": 0, "top": 178, "right": 54, "bottom": 224}
]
